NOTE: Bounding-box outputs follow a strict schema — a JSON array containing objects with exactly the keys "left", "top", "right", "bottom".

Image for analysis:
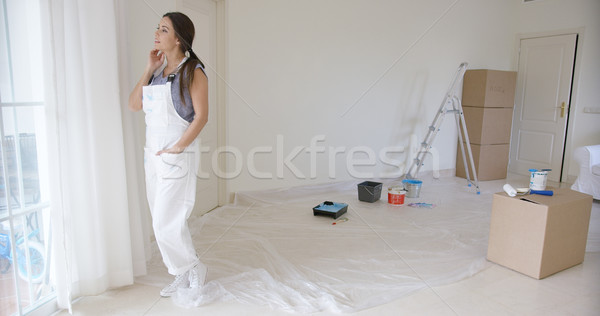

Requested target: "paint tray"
[{"left": 313, "top": 201, "right": 348, "bottom": 219}]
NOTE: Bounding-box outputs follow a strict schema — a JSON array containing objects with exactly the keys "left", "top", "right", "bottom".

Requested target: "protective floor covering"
[{"left": 136, "top": 176, "right": 500, "bottom": 314}]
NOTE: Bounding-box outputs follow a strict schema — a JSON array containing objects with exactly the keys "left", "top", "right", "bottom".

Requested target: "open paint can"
[
  {"left": 402, "top": 179, "right": 423, "bottom": 198},
  {"left": 529, "top": 169, "right": 549, "bottom": 190},
  {"left": 388, "top": 186, "right": 406, "bottom": 205}
]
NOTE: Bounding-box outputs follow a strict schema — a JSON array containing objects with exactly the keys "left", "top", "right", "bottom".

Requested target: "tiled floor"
[
  {"left": 52, "top": 175, "right": 600, "bottom": 316},
  {"left": 51, "top": 253, "right": 599, "bottom": 315}
]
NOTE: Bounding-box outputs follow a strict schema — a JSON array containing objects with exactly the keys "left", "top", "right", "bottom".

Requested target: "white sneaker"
[
  {"left": 160, "top": 271, "right": 190, "bottom": 297},
  {"left": 188, "top": 262, "right": 207, "bottom": 289}
]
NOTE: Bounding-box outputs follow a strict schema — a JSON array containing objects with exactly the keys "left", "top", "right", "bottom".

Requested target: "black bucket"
[{"left": 357, "top": 181, "right": 383, "bottom": 202}]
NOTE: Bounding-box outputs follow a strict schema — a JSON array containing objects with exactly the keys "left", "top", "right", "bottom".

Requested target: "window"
[{"left": 0, "top": 0, "right": 54, "bottom": 315}]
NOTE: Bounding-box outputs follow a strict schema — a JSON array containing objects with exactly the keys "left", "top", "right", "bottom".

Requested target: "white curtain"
[{"left": 40, "top": 0, "right": 148, "bottom": 310}]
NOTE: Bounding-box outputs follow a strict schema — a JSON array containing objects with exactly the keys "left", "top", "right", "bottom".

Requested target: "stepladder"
[{"left": 405, "top": 62, "right": 480, "bottom": 194}]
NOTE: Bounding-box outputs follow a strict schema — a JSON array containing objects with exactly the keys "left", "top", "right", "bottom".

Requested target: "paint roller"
[{"left": 503, "top": 184, "right": 553, "bottom": 197}]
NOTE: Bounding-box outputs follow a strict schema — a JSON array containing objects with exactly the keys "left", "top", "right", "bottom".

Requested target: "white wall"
[
  {"left": 122, "top": 0, "right": 599, "bottom": 198},
  {"left": 225, "top": 0, "right": 517, "bottom": 194},
  {"left": 514, "top": 0, "right": 600, "bottom": 178}
]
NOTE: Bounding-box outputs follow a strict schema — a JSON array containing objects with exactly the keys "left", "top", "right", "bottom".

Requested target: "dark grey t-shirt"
[{"left": 150, "top": 63, "right": 206, "bottom": 123}]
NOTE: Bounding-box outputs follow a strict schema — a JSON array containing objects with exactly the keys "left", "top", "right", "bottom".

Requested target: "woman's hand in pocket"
[{"left": 156, "top": 146, "right": 184, "bottom": 156}]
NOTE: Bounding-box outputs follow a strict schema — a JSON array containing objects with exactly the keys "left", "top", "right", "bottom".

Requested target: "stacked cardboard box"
[{"left": 456, "top": 69, "right": 517, "bottom": 181}]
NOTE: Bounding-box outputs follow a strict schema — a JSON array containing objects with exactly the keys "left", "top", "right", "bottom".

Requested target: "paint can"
[
  {"left": 402, "top": 179, "right": 423, "bottom": 198},
  {"left": 387, "top": 186, "right": 406, "bottom": 206},
  {"left": 529, "top": 169, "right": 549, "bottom": 190}
]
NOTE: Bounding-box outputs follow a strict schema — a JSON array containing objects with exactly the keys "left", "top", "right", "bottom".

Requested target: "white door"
[
  {"left": 177, "top": 0, "right": 218, "bottom": 215},
  {"left": 508, "top": 34, "right": 577, "bottom": 182}
]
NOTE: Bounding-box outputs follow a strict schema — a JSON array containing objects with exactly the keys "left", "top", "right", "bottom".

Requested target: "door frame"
[
  {"left": 216, "top": 0, "right": 228, "bottom": 205},
  {"left": 512, "top": 27, "right": 585, "bottom": 183},
  {"left": 176, "top": 0, "right": 228, "bottom": 207}
]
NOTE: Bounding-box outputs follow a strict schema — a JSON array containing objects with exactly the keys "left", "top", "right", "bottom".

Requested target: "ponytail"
[{"left": 176, "top": 49, "right": 206, "bottom": 107}]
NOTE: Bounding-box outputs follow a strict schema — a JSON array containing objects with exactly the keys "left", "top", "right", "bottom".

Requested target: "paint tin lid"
[{"left": 388, "top": 186, "right": 406, "bottom": 194}]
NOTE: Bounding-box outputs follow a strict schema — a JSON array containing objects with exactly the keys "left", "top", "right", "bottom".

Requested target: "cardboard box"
[
  {"left": 456, "top": 143, "right": 509, "bottom": 181},
  {"left": 462, "top": 69, "right": 517, "bottom": 108},
  {"left": 462, "top": 106, "right": 514, "bottom": 145},
  {"left": 487, "top": 188, "right": 593, "bottom": 279}
]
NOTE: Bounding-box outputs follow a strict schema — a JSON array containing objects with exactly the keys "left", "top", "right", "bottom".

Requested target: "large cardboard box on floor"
[
  {"left": 455, "top": 143, "right": 509, "bottom": 180},
  {"left": 487, "top": 188, "right": 593, "bottom": 279},
  {"left": 462, "top": 106, "right": 514, "bottom": 144},
  {"left": 462, "top": 69, "right": 517, "bottom": 108}
]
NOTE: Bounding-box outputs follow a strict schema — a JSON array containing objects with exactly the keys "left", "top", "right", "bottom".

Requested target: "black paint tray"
[{"left": 313, "top": 201, "right": 348, "bottom": 219}]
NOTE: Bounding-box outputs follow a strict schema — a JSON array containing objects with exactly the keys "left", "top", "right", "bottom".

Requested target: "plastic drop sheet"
[{"left": 154, "top": 177, "right": 497, "bottom": 313}]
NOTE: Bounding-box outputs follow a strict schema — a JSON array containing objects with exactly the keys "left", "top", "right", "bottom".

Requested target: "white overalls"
[{"left": 142, "top": 59, "right": 199, "bottom": 276}]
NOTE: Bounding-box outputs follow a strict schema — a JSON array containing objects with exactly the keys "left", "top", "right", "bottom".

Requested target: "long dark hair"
[{"left": 163, "top": 12, "right": 205, "bottom": 107}]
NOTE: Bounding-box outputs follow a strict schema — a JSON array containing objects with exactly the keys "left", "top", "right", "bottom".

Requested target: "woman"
[{"left": 128, "top": 12, "right": 208, "bottom": 297}]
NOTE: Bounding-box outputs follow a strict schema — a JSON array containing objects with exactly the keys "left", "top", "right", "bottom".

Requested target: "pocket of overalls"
[{"left": 157, "top": 152, "right": 189, "bottom": 180}]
